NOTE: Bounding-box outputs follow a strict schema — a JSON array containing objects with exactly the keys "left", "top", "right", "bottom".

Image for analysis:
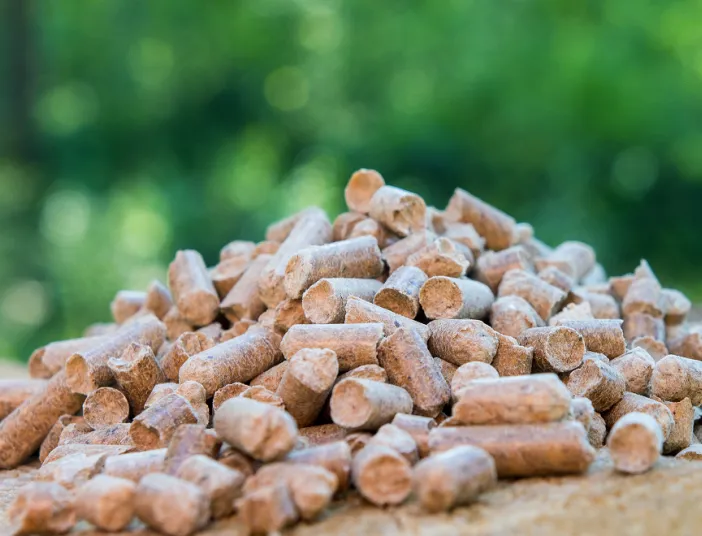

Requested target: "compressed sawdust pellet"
[
  {"left": 240, "top": 385, "right": 285, "bottom": 409},
  {"left": 130, "top": 394, "right": 198, "bottom": 450},
  {"left": 103, "top": 448, "right": 167, "bottom": 482},
  {"left": 337, "top": 364, "right": 388, "bottom": 384},
  {"left": 491, "top": 333, "right": 534, "bottom": 377},
  {"left": 368, "top": 185, "right": 426, "bottom": 237},
  {"left": 569, "top": 288, "right": 620, "bottom": 319},
  {"left": 452, "top": 374, "right": 571, "bottom": 425},
  {"left": 332, "top": 211, "right": 366, "bottom": 241},
  {"left": 345, "top": 295, "right": 430, "bottom": 341},
  {"left": 367, "top": 423, "right": 419, "bottom": 464},
  {"left": 272, "top": 299, "right": 308, "bottom": 333},
  {"left": 442, "top": 222, "right": 485, "bottom": 258},
  {"left": 429, "top": 421, "right": 595, "bottom": 477},
  {"left": 549, "top": 302, "right": 594, "bottom": 326},
  {"left": 622, "top": 274, "right": 663, "bottom": 318},
  {"left": 656, "top": 397, "right": 694, "bottom": 454},
  {"left": 29, "top": 335, "right": 107, "bottom": 379},
  {"left": 558, "top": 319, "right": 626, "bottom": 358},
  {"left": 675, "top": 445, "right": 702, "bottom": 460},
  {"left": 163, "top": 306, "right": 193, "bottom": 341},
  {"left": 406, "top": 237, "right": 472, "bottom": 278},
  {"left": 499, "top": 269, "right": 567, "bottom": 321},
  {"left": 352, "top": 444, "right": 412, "bottom": 506},
  {"left": 373, "top": 266, "right": 427, "bottom": 319},
  {"left": 607, "top": 412, "right": 663, "bottom": 474},
  {"left": 8, "top": 482, "right": 76, "bottom": 536},
  {"left": 250, "top": 361, "right": 289, "bottom": 392},
  {"left": 144, "top": 279, "right": 174, "bottom": 319},
  {"left": 604, "top": 392, "right": 674, "bottom": 440},
  {"left": 286, "top": 440, "right": 352, "bottom": 490},
  {"left": 303, "top": 278, "right": 381, "bottom": 324},
  {"left": 164, "top": 424, "right": 221, "bottom": 475},
  {"left": 588, "top": 412, "right": 607, "bottom": 448},
  {"left": 391, "top": 413, "right": 436, "bottom": 458},
  {"left": 378, "top": 327, "right": 450, "bottom": 417},
  {"left": 413, "top": 445, "right": 496, "bottom": 513},
  {"left": 631, "top": 335, "right": 668, "bottom": 361},
  {"left": 489, "top": 295, "right": 543, "bottom": 338},
  {"left": 444, "top": 188, "right": 516, "bottom": 251},
  {"left": 75, "top": 474, "right": 136, "bottom": 532},
  {"left": 197, "top": 322, "right": 223, "bottom": 342},
  {"left": 609, "top": 348, "right": 655, "bottom": 395},
  {"left": 59, "top": 423, "right": 132, "bottom": 448},
  {"left": 220, "top": 253, "right": 272, "bottom": 321},
  {"left": 382, "top": 230, "right": 436, "bottom": 273},
  {"left": 518, "top": 326, "right": 585, "bottom": 373},
  {"left": 535, "top": 241, "right": 596, "bottom": 280},
  {"left": 135, "top": 473, "right": 210, "bottom": 536},
  {"left": 451, "top": 362, "right": 500, "bottom": 402},
  {"left": 210, "top": 256, "right": 248, "bottom": 298},
  {"left": 420, "top": 276, "right": 493, "bottom": 320},
  {"left": 427, "top": 319, "right": 499, "bottom": 366},
  {"left": 348, "top": 217, "right": 398, "bottom": 248},
  {"left": 661, "top": 288, "right": 691, "bottom": 326},
  {"left": 276, "top": 348, "right": 339, "bottom": 426},
  {"left": 236, "top": 483, "right": 299, "bottom": 533},
  {"left": 39, "top": 415, "right": 87, "bottom": 463},
  {"left": 111, "top": 290, "right": 146, "bottom": 324},
  {"left": 650, "top": 354, "right": 702, "bottom": 405},
  {"left": 108, "top": 343, "right": 165, "bottom": 415},
  {"left": 168, "top": 250, "right": 220, "bottom": 326},
  {"left": 143, "top": 382, "right": 178, "bottom": 409},
  {"left": 82, "top": 387, "right": 130, "bottom": 429},
  {"left": 345, "top": 168, "right": 385, "bottom": 213},
  {"left": 537, "top": 266, "right": 575, "bottom": 294},
  {"left": 434, "top": 357, "right": 458, "bottom": 385},
  {"left": 346, "top": 432, "right": 373, "bottom": 455},
  {"left": 175, "top": 381, "right": 210, "bottom": 426},
  {"left": 570, "top": 397, "right": 595, "bottom": 432},
  {"left": 0, "top": 379, "right": 48, "bottom": 420},
  {"left": 176, "top": 455, "right": 245, "bottom": 519},
  {"left": 475, "top": 246, "right": 533, "bottom": 292},
  {"left": 565, "top": 359, "right": 626, "bottom": 412},
  {"left": 281, "top": 322, "right": 384, "bottom": 372},
  {"left": 668, "top": 327, "right": 702, "bottom": 360},
  {"left": 43, "top": 444, "right": 130, "bottom": 465},
  {"left": 212, "top": 382, "right": 248, "bottom": 411},
  {"left": 37, "top": 452, "right": 108, "bottom": 489},
  {"left": 330, "top": 378, "right": 413, "bottom": 431}
]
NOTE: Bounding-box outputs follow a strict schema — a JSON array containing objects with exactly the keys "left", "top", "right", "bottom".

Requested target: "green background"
[{"left": 2, "top": 0, "right": 701, "bottom": 361}]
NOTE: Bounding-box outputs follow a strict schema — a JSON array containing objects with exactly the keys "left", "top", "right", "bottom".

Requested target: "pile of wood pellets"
[{"left": 3, "top": 169, "right": 702, "bottom": 535}]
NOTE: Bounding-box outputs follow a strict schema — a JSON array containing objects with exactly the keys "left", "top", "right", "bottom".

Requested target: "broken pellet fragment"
[
  {"left": 444, "top": 188, "right": 516, "bottom": 251},
  {"left": 303, "top": 278, "right": 382, "bottom": 324},
  {"left": 168, "top": 250, "right": 220, "bottom": 326},
  {"left": 518, "top": 326, "right": 585, "bottom": 373},
  {"left": 135, "top": 473, "right": 210, "bottom": 536},
  {"left": 75, "top": 475, "right": 136, "bottom": 532},
  {"left": 176, "top": 455, "right": 245, "bottom": 519},
  {"left": 491, "top": 333, "right": 534, "bottom": 377},
  {"left": 368, "top": 185, "right": 426, "bottom": 237},
  {"left": 557, "top": 319, "right": 626, "bottom": 359},
  {"left": 406, "top": 237, "right": 471, "bottom": 278},
  {"left": 420, "top": 276, "right": 493, "bottom": 320},
  {"left": 345, "top": 296, "right": 430, "bottom": 341},
  {"left": 650, "top": 354, "right": 702, "bottom": 405},
  {"left": 160, "top": 331, "right": 215, "bottom": 383},
  {"left": 373, "top": 266, "right": 427, "bottom": 319},
  {"left": 565, "top": 358, "right": 626, "bottom": 412},
  {"left": 129, "top": 394, "right": 198, "bottom": 450},
  {"left": 604, "top": 392, "right": 674, "bottom": 440},
  {"left": 609, "top": 348, "right": 655, "bottom": 395},
  {"left": 378, "top": 327, "right": 450, "bottom": 417},
  {"left": 236, "top": 483, "right": 299, "bottom": 533},
  {"left": 103, "top": 448, "right": 167, "bottom": 482},
  {"left": 8, "top": 482, "right": 76, "bottom": 536},
  {"left": 345, "top": 168, "right": 385, "bottom": 213},
  {"left": 330, "top": 378, "right": 413, "bottom": 431},
  {"left": 607, "top": 412, "right": 662, "bottom": 474},
  {"left": 352, "top": 444, "right": 412, "bottom": 506},
  {"left": 489, "top": 295, "right": 543, "bottom": 338},
  {"left": 164, "top": 424, "right": 221, "bottom": 475},
  {"left": 475, "top": 246, "right": 533, "bottom": 292},
  {"left": 108, "top": 343, "right": 165, "bottom": 415},
  {"left": 498, "top": 269, "right": 567, "bottom": 321},
  {"left": 413, "top": 445, "right": 496, "bottom": 513},
  {"left": 382, "top": 230, "right": 436, "bottom": 273},
  {"left": 451, "top": 362, "right": 500, "bottom": 402},
  {"left": 82, "top": 387, "right": 130, "bottom": 429}
]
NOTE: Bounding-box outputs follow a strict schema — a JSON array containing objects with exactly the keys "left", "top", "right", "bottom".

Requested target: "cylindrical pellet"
[
  {"left": 39, "top": 415, "right": 87, "bottom": 463},
  {"left": 537, "top": 266, "right": 575, "bottom": 294},
  {"left": 569, "top": 288, "right": 620, "bottom": 320},
  {"left": 352, "top": 444, "right": 412, "bottom": 505},
  {"left": 108, "top": 343, "right": 166, "bottom": 415},
  {"left": 668, "top": 328, "right": 702, "bottom": 360},
  {"left": 276, "top": 348, "right": 339, "bottom": 427},
  {"left": 82, "top": 387, "right": 130, "bottom": 429},
  {"left": 549, "top": 302, "right": 594, "bottom": 326},
  {"left": 345, "top": 168, "right": 385, "bottom": 213},
  {"left": 557, "top": 319, "right": 626, "bottom": 359},
  {"left": 588, "top": 412, "right": 607, "bottom": 448},
  {"left": 29, "top": 335, "right": 108, "bottom": 379},
  {"left": 373, "top": 266, "right": 427, "bottom": 319},
  {"left": 75, "top": 475, "right": 136, "bottom": 532},
  {"left": 303, "top": 278, "right": 381, "bottom": 324},
  {"left": 337, "top": 364, "right": 388, "bottom": 384},
  {"left": 0, "top": 379, "right": 48, "bottom": 420},
  {"left": 609, "top": 348, "right": 655, "bottom": 395},
  {"left": 129, "top": 394, "right": 198, "bottom": 450},
  {"left": 330, "top": 378, "right": 413, "bottom": 431},
  {"left": 498, "top": 269, "right": 567, "bottom": 321},
  {"left": 451, "top": 362, "right": 499, "bottom": 402},
  {"left": 452, "top": 374, "right": 571, "bottom": 425},
  {"left": 391, "top": 414, "right": 436, "bottom": 458},
  {"left": 286, "top": 440, "right": 353, "bottom": 491},
  {"left": 179, "top": 327, "right": 282, "bottom": 397},
  {"left": 103, "top": 449, "right": 167, "bottom": 482},
  {"left": 518, "top": 326, "right": 585, "bottom": 373},
  {"left": 607, "top": 412, "right": 663, "bottom": 474},
  {"left": 442, "top": 222, "right": 485, "bottom": 257},
  {"left": 565, "top": 359, "right": 626, "bottom": 412},
  {"left": 281, "top": 322, "right": 383, "bottom": 372},
  {"left": 272, "top": 298, "right": 307, "bottom": 333},
  {"left": 144, "top": 280, "right": 174, "bottom": 320},
  {"left": 661, "top": 288, "right": 691, "bottom": 327},
  {"left": 475, "top": 246, "right": 532, "bottom": 292},
  {"left": 259, "top": 208, "right": 332, "bottom": 308},
  {"left": 604, "top": 392, "right": 674, "bottom": 439},
  {"left": 650, "top": 354, "right": 702, "bottom": 406},
  {"left": 214, "top": 397, "right": 298, "bottom": 462},
  {"left": 110, "top": 290, "right": 147, "bottom": 324},
  {"left": 163, "top": 306, "right": 193, "bottom": 341},
  {"left": 332, "top": 211, "right": 367, "bottom": 241},
  {"left": 489, "top": 295, "right": 543, "bottom": 338},
  {"left": 367, "top": 423, "right": 419, "bottom": 464},
  {"left": 236, "top": 484, "right": 298, "bottom": 533},
  {"left": 631, "top": 335, "right": 668, "bottom": 362},
  {"left": 381, "top": 230, "right": 436, "bottom": 273},
  {"left": 429, "top": 421, "right": 595, "bottom": 477},
  {"left": 378, "top": 327, "right": 450, "bottom": 417},
  {"left": 491, "top": 333, "right": 534, "bottom": 377},
  {"left": 210, "top": 256, "right": 249, "bottom": 298},
  {"left": 220, "top": 254, "right": 271, "bottom": 321},
  {"left": 420, "top": 276, "right": 494, "bottom": 320},
  {"left": 412, "top": 445, "right": 496, "bottom": 512},
  {"left": 59, "top": 423, "right": 131, "bottom": 448},
  {"left": 622, "top": 276, "right": 663, "bottom": 318},
  {"left": 428, "top": 319, "right": 499, "bottom": 366},
  {"left": 534, "top": 241, "right": 596, "bottom": 280},
  {"left": 250, "top": 361, "right": 289, "bottom": 392},
  {"left": 570, "top": 397, "right": 595, "bottom": 432},
  {"left": 135, "top": 473, "right": 210, "bottom": 536},
  {"left": 444, "top": 188, "right": 516, "bottom": 251},
  {"left": 0, "top": 371, "right": 85, "bottom": 470},
  {"left": 161, "top": 332, "right": 216, "bottom": 383},
  {"left": 168, "top": 250, "right": 220, "bottom": 326},
  {"left": 349, "top": 217, "right": 399, "bottom": 248},
  {"left": 65, "top": 314, "right": 165, "bottom": 395},
  {"left": 406, "top": 237, "right": 472, "bottom": 278},
  {"left": 164, "top": 424, "right": 221, "bottom": 475},
  {"left": 266, "top": 207, "right": 319, "bottom": 243},
  {"left": 345, "top": 296, "right": 430, "bottom": 341},
  {"left": 434, "top": 357, "right": 458, "bottom": 386},
  {"left": 8, "top": 482, "right": 76, "bottom": 536},
  {"left": 176, "top": 455, "right": 245, "bottom": 519},
  {"left": 658, "top": 397, "right": 693, "bottom": 454},
  {"left": 368, "top": 185, "right": 426, "bottom": 237}
]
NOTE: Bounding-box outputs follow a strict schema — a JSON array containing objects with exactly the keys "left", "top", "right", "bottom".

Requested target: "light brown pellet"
[
  {"left": 250, "top": 361, "right": 289, "bottom": 392},
  {"left": 281, "top": 322, "right": 383, "bottom": 372},
  {"left": 43, "top": 444, "right": 129, "bottom": 465},
  {"left": 475, "top": 246, "right": 533, "bottom": 292},
  {"left": 175, "top": 381, "right": 210, "bottom": 426},
  {"left": 220, "top": 318, "right": 257, "bottom": 342},
  {"left": 420, "top": 276, "right": 493, "bottom": 320},
  {"left": 210, "top": 256, "right": 249, "bottom": 297},
  {"left": 604, "top": 392, "right": 674, "bottom": 439},
  {"left": 217, "top": 445, "right": 255, "bottom": 477},
  {"left": 656, "top": 397, "right": 694, "bottom": 454},
  {"left": 609, "top": 348, "right": 655, "bottom": 395},
  {"left": 0, "top": 370, "right": 85, "bottom": 470},
  {"left": 179, "top": 327, "right": 282, "bottom": 397},
  {"left": 537, "top": 266, "right": 575, "bottom": 294},
  {"left": 498, "top": 269, "right": 567, "bottom": 321},
  {"left": 427, "top": 319, "right": 499, "bottom": 366},
  {"left": 108, "top": 342, "right": 166, "bottom": 415},
  {"left": 272, "top": 298, "right": 308, "bottom": 333},
  {"left": 434, "top": 357, "right": 458, "bottom": 385},
  {"left": 197, "top": 322, "right": 222, "bottom": 342},
  {"left": 518, "top": 326, "right": 585, "bottom": 373},
  {"left": 588, "top": 412, "right": 607, "bottom": 448},
  {"left": 266, "top": 207, "right": 320, "bottom": 243},
  {"left": 346, "top": 432, "right": 373, "bottom": 455},
  {"left": 348, "top": 217, "right": 399, "bottom": 248},
  {"left": 8, "top": 482, "right": 75, "bottom": 535},
  {"left": 368, "top": 185, "right": 426, "bottom": 237},
  {"left": 164, "top": 424, "right": 220, "bottom": 475},
  {"left": 452, "top": 374, "right": 571, "bottom": 425},
  {"left": 367, "top": 423, "right": 419, "bottom": 464},
  {"left": 286, "top": 440, "right": 353, "bottom": 490},
  {"left": 565, "top": 358, "right": 626, "bottom": 412},
  {"left": 352, "top": 444, "right": 412, "bottom": 506},
  {"left": 451, "top": 362, "right": 500, "bottom": 402},
  {"left": 37, "top": 451, "right": 108, "bottom": 489},
  {"left": 220, "top": 253, "right": 272, "bottom": 321},
  {"left": 161, "top": 332, "right": 215, "bottom": 383},
  {"left": 378, "top": 327, "right": 450, "bottom": 417},
  {"left": 622, "top": 273, "right": 663, "bottom": 318},
  {"left": 253, "top": 239, "right": 280, "bottom": 257},
  {"left": 569, "top": 288, "right": 620, "bottom": 319},
  {"left": 59, "top": 422, "right": 132, "bottom": 448},
  {"left": 623, "top": 312, "right": 665, "bottom": 342},
  {"left": 668, "top": 327, "right": 702, "bottom": 360},
  {"left": 215, "top": 397, "right": 298, "bottom": 461},
  {"left": 129, "top": 394, "right": 198, "bottom": 450},
  {"left": 345, "top": 296, "right": 430, "bottom": 341},
  {"left": 242, "top": 385, "right": 286, "bottom": 409},
  {"left": 631, "top": 335, "right": 668, "bottom": 361},
  {"left": 489, "top": 295, "right": 543, "bottom": 338},
  {"left": 259, "top": 208, "right": 332, "bottom": 308},
  {"left": 236, "top": 483, "right": 299, "bottom": 533},
  {"left": 337, "top": 364, "right": 388, "bottom": 384},
  {"left": 607, "top": 412, "right": 662, "bottom": 474},
  {"left": 39, "top": 415, "right": 86, "bottom": 463},
  {"left": 29, "top": 335, "right": 108, "bottom": 379},
  {"left": 220, "top": 239, "right": 255, "bottom": 262},
  {"left": 135, "top": 473, "right": 210, "bottom": 536},
  {"left": 534, "top": 241, "right": 596, "bottom": 280},
  {"left": 332, "top": 211, "right": 367, "bottom": 241},
  {"left": 111, "top": 290, "right": 147, "bottom": 324},
  {"left": 381, "top": 230, "right": 436, "bottom": 273},
  {"left": 75, "top": 474, "right": 136, "bottom": 532},
  {"left": 661, "top": 288, "right": 691, "bottom": 326},
  {"left": 676, "top": 445, "right": 702, "bottom": 460},
  {"left": 373, "top": 266, "right": 427, "bottom": 319},
  {"left": 176, "top": 455, "right": 245, "bottom": 519},
  {"left": 391, "top": 414, "right": 436, "bottom": 458},
  {"left": 558, "top": 319, "right": 626, "bottom": 359},
  {"left": 442, "top": 222, "right": 485, "bottom": 259},
  {"left": 444, "top": 188, "right": 516, "bottom": 251},
  {"left": 103, "top": 448, "right": 167, "bottom": 482},
  {"left": 212, "top": 382, "right": 248, "bottom": 411},
  {"left": 429, "top": 421, "right": 594, "bottom": 477},
  {"left": 549, "top": 302, "right": 594, "bottom": 326},
  {"left": 143, "top": 382, "right": 178, "bottom": 409},
  {"left": 276, "top": 348, "right": 339, "bottom": 426},
  {"left": 650, "top": 354, "right": 702, "bottom": 405},
  {"left": 330, "top": 378, "right": 413, "bottom": 431},
  {"left": 406, "top": 237, "right": 471, "bottom": 278},
  {"left": 82, "top": 387, "right": 130, "bottom": 429},
  {"left": 298, "top": 424, "right": 348, "bottom": 446},
  {"left": 570, "top": 397, "right": 595, "bottom": 432},
  {"left": 163, "top": 306, "right": 193, "bottom": 341},
  {"left": 168, "top": 250, "right": 220, "bottom": 326},
  {"left": 413, "top": 445, "right": 496, "bottom": 513},
  {"left": 303, "top": 278, "right": 381, "bottom": 324},
  {"left": 0, "top": 379, "right": 48, "bottom": 420},
  {"left": 491, "top": 333, "right": 534, "bottom": 377},
  {"left": 65, "top": 313, "right": 166, "bottom": 395},
  {"left": 345, "top": 168, "right": 386, "bottom": 213}
]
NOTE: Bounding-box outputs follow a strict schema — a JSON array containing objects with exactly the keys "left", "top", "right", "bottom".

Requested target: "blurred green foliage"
[{"left": 2, "top": 0, "right": 702, "bottom": 361}]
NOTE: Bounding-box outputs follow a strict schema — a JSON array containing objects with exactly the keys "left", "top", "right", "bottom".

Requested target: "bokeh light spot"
[
  {"left": 40, "top": 190, "right": 91, "bottom": 245},
  {"left": 1, "top": 281, "right": 49, "bottom": 327},
  {"left": 128, "top": 38, "right": 174, "bottom": 90},
  {"left": 389, "top": 69, "right": 434, "bottom": 115},
  {"left": 264, "top": 67, "right": 310, "bottom": 111},
  {"left": 611, "top": 147, "right": 658, "bottom": 199},
  {"left": 299, "top": 13, "right": 343, "bottom": 52},
  {"left": 120, "top": 206, "right": 170, "bottom": 259},
  {"left": 35, "top": 83, "right": 98, "bottom": 136}
]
